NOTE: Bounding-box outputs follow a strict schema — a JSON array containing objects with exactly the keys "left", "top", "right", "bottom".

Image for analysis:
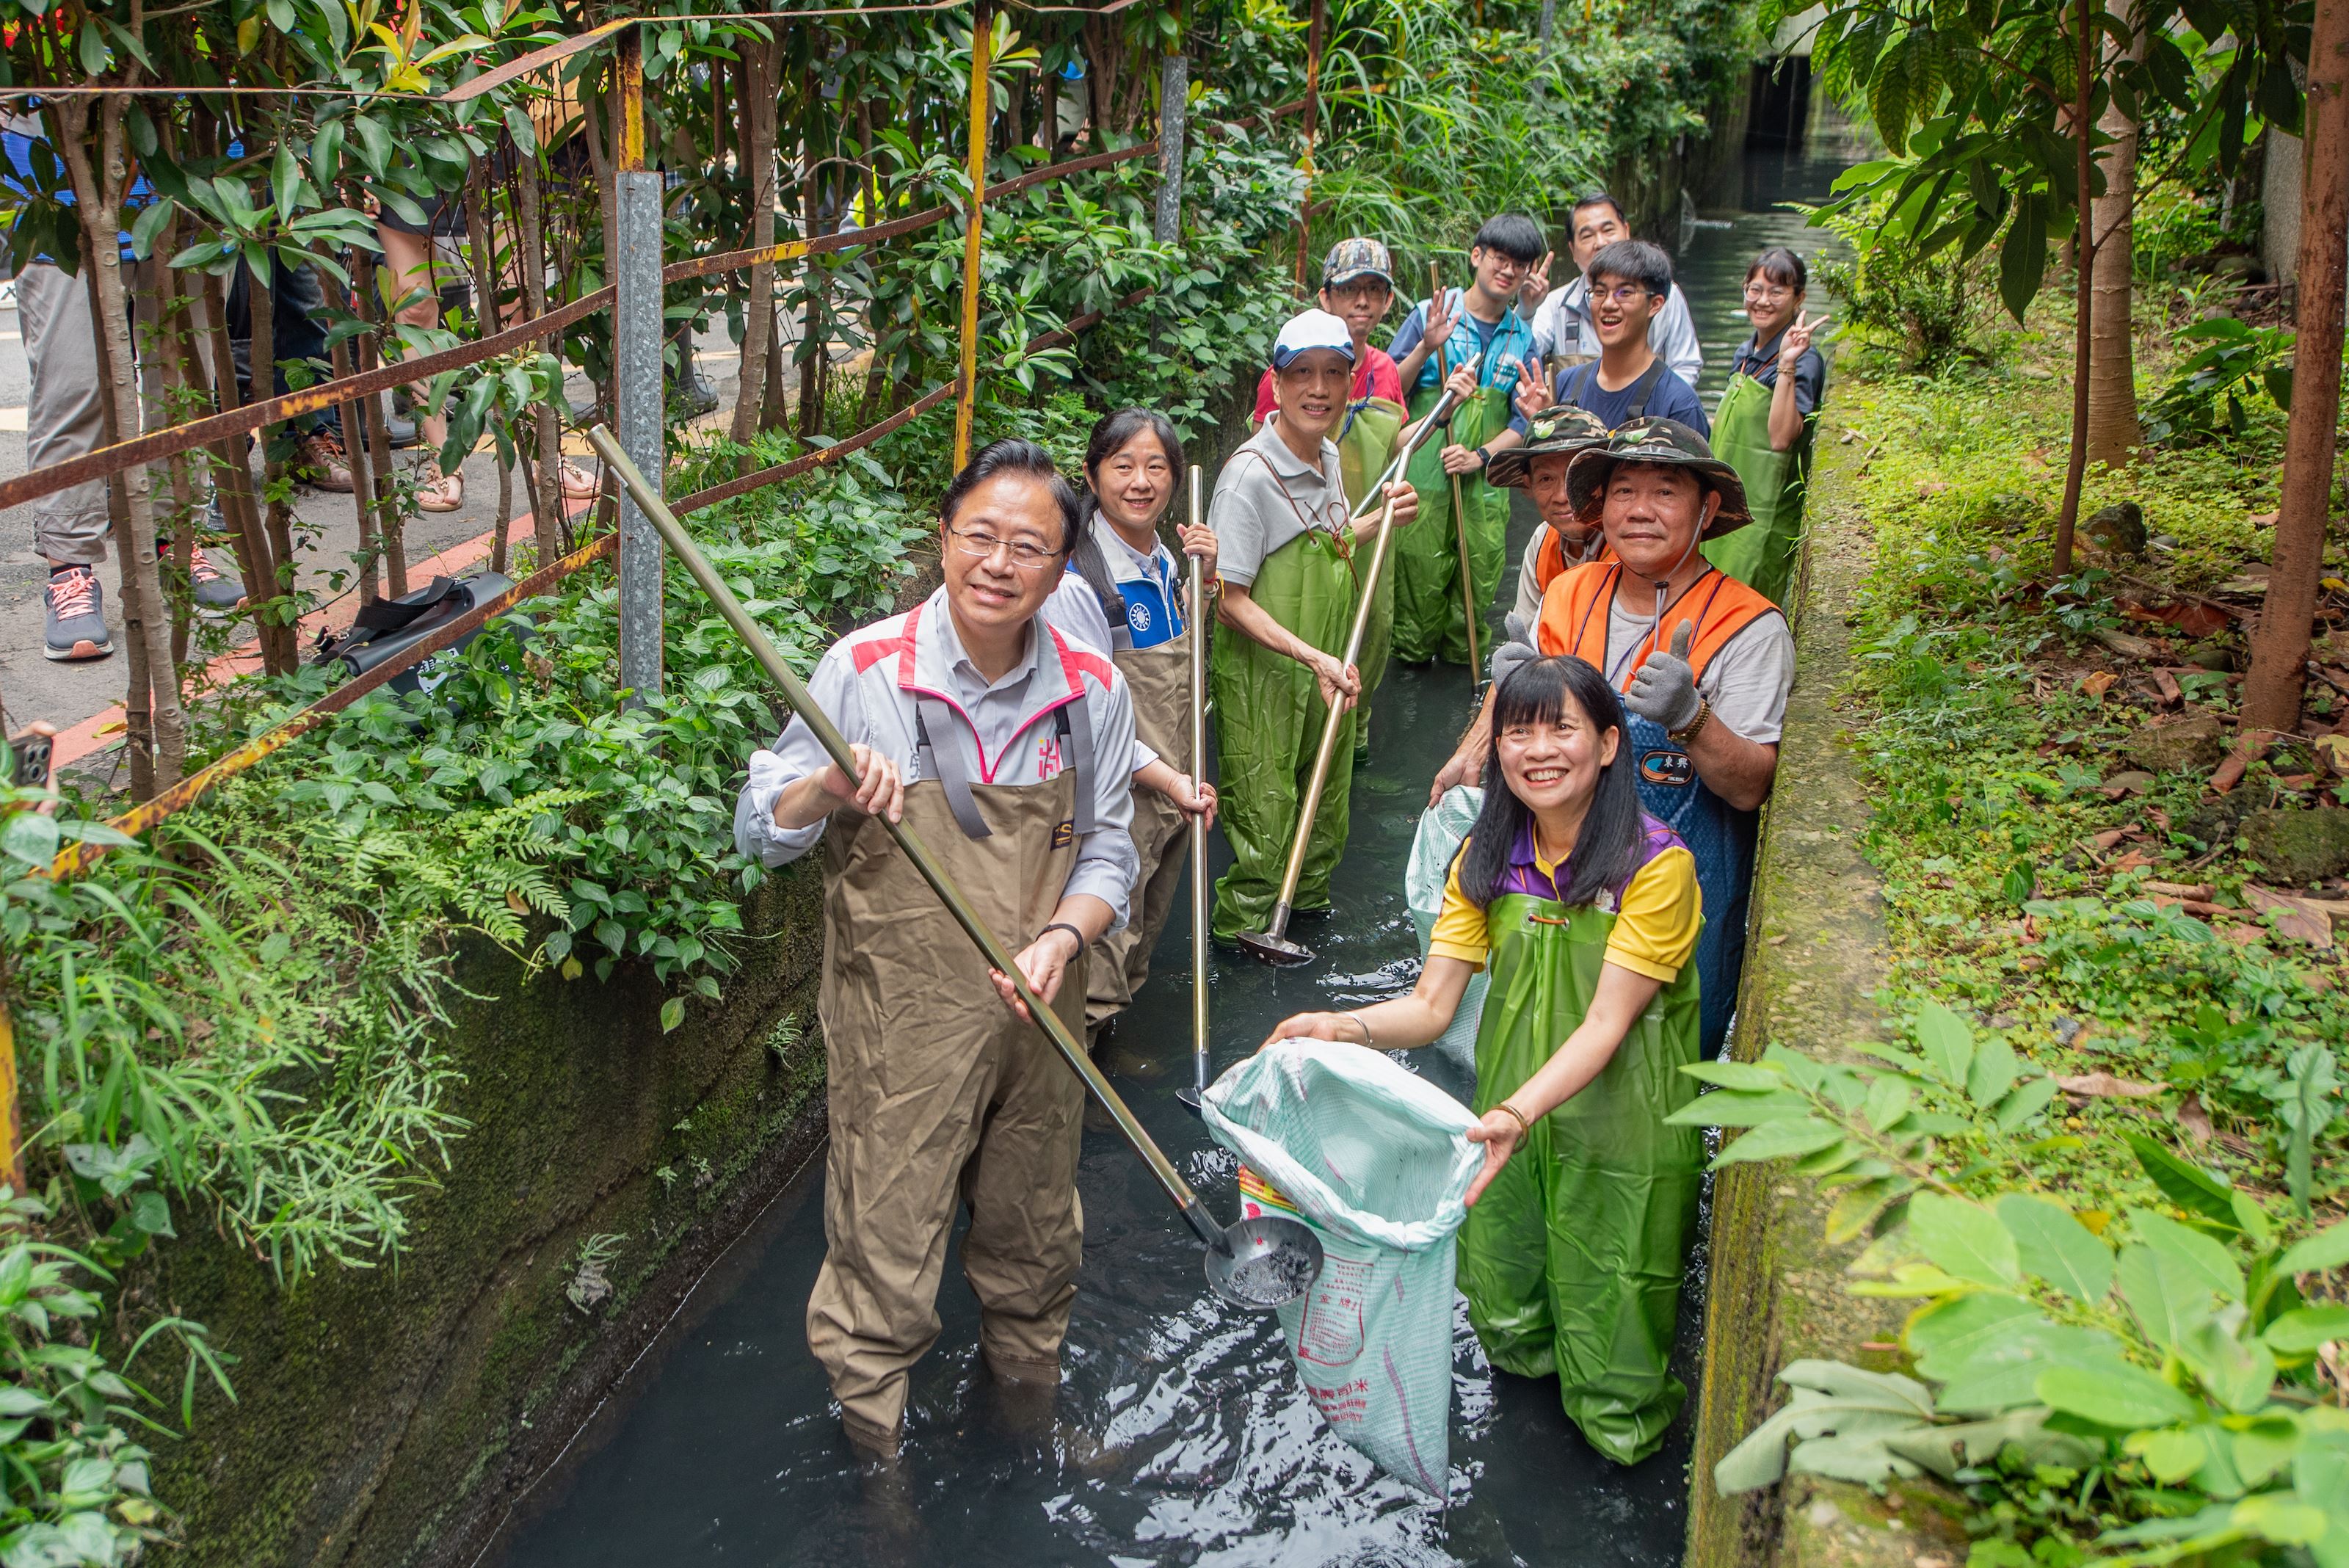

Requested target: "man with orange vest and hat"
[{"left": 1433, "top": 417, "right": 1793, "bottom": 1053}]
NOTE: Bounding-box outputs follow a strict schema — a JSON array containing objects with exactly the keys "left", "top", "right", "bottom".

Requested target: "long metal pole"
[
  {"left": 1186, "top": 465, "right": 1209, "bottom": 1106},
  {"left": 1155, "top": 47, "right": 1188, "bottom": 244},
  {"left": 614, "top": 24, "right": 665, "bottom": 705},
  {"left": 1257, "top": 392, "right": 1456, "bottom": 932},
  {"left": 584, "top": 426, "right": 1229, "bottom": 1252},
  {"left": 953, "top": 4, "right": 992, "bottom": 470}
]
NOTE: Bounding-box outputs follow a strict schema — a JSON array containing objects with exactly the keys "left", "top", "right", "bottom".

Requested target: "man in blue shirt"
[{"left": 1499, "top": 241, "right": 1708, "bottom": 446}]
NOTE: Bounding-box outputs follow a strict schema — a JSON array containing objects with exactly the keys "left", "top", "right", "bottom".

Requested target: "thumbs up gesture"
[{"left": 1625, "top": 621, "right": 1703, "bottom": 733}]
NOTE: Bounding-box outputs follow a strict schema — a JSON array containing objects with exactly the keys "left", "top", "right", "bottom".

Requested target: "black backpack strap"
[
  {"left": 346, "top": 576, "right": 459, "bottom": 641},
  {"left": 1624, "top": 358, "right": 1670, "bottom": 422}
]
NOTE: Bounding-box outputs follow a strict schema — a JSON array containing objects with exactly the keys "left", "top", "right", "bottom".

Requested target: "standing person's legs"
[
  {"left": 959, "top": 987, "right": 1088, "bottom": 1381},
  {"left": 377, "top": 217, "right": 460, "bottom": 512},
  {"left": 269, "top": 262, "right": 352, "bottom": 495},
  {"left": 20, "top": 261, "right": 114, "bottom": 659}
]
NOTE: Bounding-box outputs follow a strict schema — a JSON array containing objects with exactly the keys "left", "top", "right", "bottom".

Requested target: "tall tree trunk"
[
  {"left": 352, "top": 251, "right": 407, "bottom": 597},
  {"left": 193, "top": 269, "right": 286, "bottom": 667},
  {"left": 2085, "top": 0, "right": 2146, "bottom": 468},
  {"left": 732, "top": 37, "right": 780, "bottom": 461},
  {"left": 796, "top": 153, "right": 824, "bottom": 437},
  {"left": 1081, "top": 15, "right": 1124, "bottom": 139},
  {"left": 2244, "top": 0, "right": 2349, "bottom": 733},
  {"left": 516, "top": 145, "right": 564, "bottom": 565},
  {"left": 1042, "top": 52, "right": 1059, "bottom": 157},
  {"left": 2052, "top": 0, "right": 2094, "bottom": 576},
  {"left": 465, "top": 171, "right": 515, "bottom": 575},
  {"left": 57, "top": 98, "right": 184, "bottom": 791}
]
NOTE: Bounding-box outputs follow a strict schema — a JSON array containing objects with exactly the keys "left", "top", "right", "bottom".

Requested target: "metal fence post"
[
  {"left": 615, "top": 26, "right": 666, "bottom": 705},
  {"left": 1292, "top": 0, "right": 1326, "bottom": 293},
  {"left": 1155, "top": 50, "right": 1188, "bottom": 244},
  {"left": 954, "top": 4, "right": 992, "bottom": 471}
]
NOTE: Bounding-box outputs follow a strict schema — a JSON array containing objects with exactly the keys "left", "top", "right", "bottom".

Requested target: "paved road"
[{"left": 0, "top": 309, "right": 763, "bottom": 747}]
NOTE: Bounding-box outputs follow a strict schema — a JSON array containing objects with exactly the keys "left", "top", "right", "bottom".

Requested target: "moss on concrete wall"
[
  {"left": 1683, "top": 440, "right": 1967, "bottom": 1568},
  {"left": 128, "top": 818, "right": 831, "bottom": 1568}
]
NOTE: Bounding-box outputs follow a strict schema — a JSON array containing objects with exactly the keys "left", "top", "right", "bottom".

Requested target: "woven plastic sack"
[
  {"left": 1202, "top": 1038, "right": 1483, "bottom": 1495},
  {"left": 1406, "top": 787, "right": 1488, "bottom": 1072}
]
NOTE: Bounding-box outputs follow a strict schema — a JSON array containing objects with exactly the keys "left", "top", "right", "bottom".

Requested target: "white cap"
[{"left": 1271, "top": 308, "right": 1357, "bottom": 369}]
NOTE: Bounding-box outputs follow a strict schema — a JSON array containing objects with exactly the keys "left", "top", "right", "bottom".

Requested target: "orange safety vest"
[
  {"left": 1536, "top": 560, "right": 1779, "bottom": 689},
  {"left": 1531, "top": 525, "right": 1614, "bottom": 596}
]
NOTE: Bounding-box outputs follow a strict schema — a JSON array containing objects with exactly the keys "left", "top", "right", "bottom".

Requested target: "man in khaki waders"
[{"left": 734, "top": 440, "right": 1140, "bottom": 1456}]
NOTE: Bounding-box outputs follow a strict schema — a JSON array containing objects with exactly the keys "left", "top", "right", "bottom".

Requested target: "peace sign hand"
[
  {"left": 1512, "top": 356, "right": 1551, "bottom": 423},
  {"left": 1779, "top": 311, "right": 1828, "bottom": 369},
  {"left": 1520, "top": 250, "right": 1554, "bottom": 308}
]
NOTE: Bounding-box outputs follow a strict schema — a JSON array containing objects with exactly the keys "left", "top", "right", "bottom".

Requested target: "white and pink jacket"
[{"left": 734, "top": 586, "right": 1140, "bottom": 930}]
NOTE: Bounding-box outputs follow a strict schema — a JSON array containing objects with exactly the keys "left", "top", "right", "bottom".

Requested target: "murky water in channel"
[{"left": 490, "top": 137, "right": 1866, "bottom": 1568}]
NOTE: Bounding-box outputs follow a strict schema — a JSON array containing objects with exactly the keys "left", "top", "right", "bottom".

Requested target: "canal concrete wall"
[
  {"left": 1682, "top": 437, "right": 1968, "bottom": 1567},
  {"left": 136, "top": 864, "right": 835, "bottom": 1568}
]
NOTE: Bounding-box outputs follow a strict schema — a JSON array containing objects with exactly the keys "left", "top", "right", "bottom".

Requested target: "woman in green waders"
[
  {"left": 1702, "top": 247, "right": 1829, "bottom": 606},
  {"left": 1265, "top": 654, "right": 1704, "bottom": 1464}
]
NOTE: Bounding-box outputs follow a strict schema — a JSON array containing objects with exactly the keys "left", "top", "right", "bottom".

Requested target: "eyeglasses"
[
  {"left": 948, "top": 526, "right": 1061, "bottom": 570},
  {"left": 1743, "top": 283, "right": 1795, "bottom": 303},
  {"left": 1592, "top": 284, "right": 1657, "bottom": 305}
]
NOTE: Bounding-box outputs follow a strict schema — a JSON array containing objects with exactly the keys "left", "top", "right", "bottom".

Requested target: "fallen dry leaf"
[
  {"left": 2102, "top": 773, "right": 2157, "bottom": 801},
  {"left": 2080, "top": 670, "right": 2119, "bottom": 698},
  {"left": 2149, "top": 667, "right": 2185, "bottom": 706},
  {"left": 2224, "top": 924, "right": 2268, "bottom": 946},
  {"left": 2144, "top": 879, "right": 2216, "bottom": 899},
  {"left": 2125, "top": 600, "right": 2233, "bottom": 638},
  {"left": 2248, "top": 509, "right": 2279, "bottom": 526},
  {"left": 2246, "top": 885, "right": 2337, "bottom": 948},
  {"left": 2110, "top": 851, "right": 2158, "bottom": 875},
  {"left": 2093, "top": 828, "right": 2130, "bottom": 852},
  {"left": 2317, "top": 734, "right": 2349, "bottom": 777},
  {"left": 2055, "top": 1072, "right": 2167, "bottom": 1100},
  {"left": 2177, "top": 1092, "right": 2215, "bottom": 1145},
  {"left": 2210, "top": 730, "right": 2276, "bottom": 795}
]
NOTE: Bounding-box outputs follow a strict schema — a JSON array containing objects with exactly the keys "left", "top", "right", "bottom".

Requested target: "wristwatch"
[
  {"left": 1473, "top": 447, "right": 1492, "bottom": 471},
  {"left": 1669, "top": 699, "right": 1714, "bottom": 747}
]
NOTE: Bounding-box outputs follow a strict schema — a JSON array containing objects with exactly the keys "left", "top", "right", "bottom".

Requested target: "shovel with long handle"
[
  {"left": 1428, "top": 262, "right": 1481, "bottom": 683},
  {"left": 584, "top": 427, "right": 1322, "bottom": 1310},
  {"left": 1237, "top": 387, "right": 1460, "bottom": 968},
  {"left": 1176, "top": 465, "right": 1213, "bottom": 1114}
]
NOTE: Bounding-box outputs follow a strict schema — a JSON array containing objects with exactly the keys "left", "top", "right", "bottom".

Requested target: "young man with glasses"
[
  {"left": 1385, "top": 213, "right": 1550, "bottom": 667},
  {"left": 1208, "top": 309, "right": 1418, "bottom": 939},
  {"left": 733, "top": 439, "right": 1140, "bottom": 1459},
  {"left": 1497, "top": 240, "right": 1709, "bottom": 445}
]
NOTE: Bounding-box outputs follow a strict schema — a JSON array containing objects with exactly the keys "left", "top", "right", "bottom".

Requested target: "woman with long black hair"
[
  {"left": 1263, "top": 654, "right": 1704, "bottom": 1465},
  {"left": 1045, "top": 407, "right": 1219, "bottom": 1039}
]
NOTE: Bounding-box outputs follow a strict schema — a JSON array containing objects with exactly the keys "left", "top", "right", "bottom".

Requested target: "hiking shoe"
[
  {"left": 299, "top": 431, "right": 355, "bottom": 493},
  {"left": 187, "top": 545, "right": 246, "bottom": 611},
  {"left": 673, "top": 352, "right": 720, "bottom": 416},
  {"left": 43, "top": 565, "right": 113, "bottom": 661}
]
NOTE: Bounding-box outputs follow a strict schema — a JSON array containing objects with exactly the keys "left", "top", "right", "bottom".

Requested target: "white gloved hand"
[
  {"left": 1624, "top": 622, "right": 1702, "bottom": 733},
  {"left": 1489, "top": 611, "right": 1539, "bottom": 690}
]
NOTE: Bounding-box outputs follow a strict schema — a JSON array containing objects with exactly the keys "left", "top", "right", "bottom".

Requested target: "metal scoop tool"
[
  {"left": 1238, "top": 386, "right": 1462, "bottom": 968},
  {"left": 586, "top": 428, "right": 1323, "bottom": 1310}
]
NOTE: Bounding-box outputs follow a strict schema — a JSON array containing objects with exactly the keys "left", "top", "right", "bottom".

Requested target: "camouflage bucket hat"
[
  {"left": 1564, "top": 416, "right": 1752, "bottom": 539},
  {"left": 1485, "top": 404, "right": 1611, "bottom": 490},
  {"left": 1321, "top": 237, "right": 1394, "bottom": 289}
]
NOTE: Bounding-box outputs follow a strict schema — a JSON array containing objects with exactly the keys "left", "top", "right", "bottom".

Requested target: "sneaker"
[
  {"left": 43, "top": 565, "right": 113, "bottom": 661},
  {"left": 186, "top": 545, "right": 246, "bottom": 611},
  {"left": 298, "top": 431, "right": 355, "bottom": 493}
]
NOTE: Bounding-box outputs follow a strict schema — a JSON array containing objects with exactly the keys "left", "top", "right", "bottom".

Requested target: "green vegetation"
[
  {"left": 1702, "top": 244, "right": 2349, "bottom": 1556},
  {"left": 2, "top": 0, "right": 1760, "bottom": 1550}
]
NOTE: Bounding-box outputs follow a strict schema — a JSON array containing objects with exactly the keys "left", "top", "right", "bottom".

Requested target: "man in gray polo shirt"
[{"left": 1208, "top": 308, "right": 1418, "bottom": 939}]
